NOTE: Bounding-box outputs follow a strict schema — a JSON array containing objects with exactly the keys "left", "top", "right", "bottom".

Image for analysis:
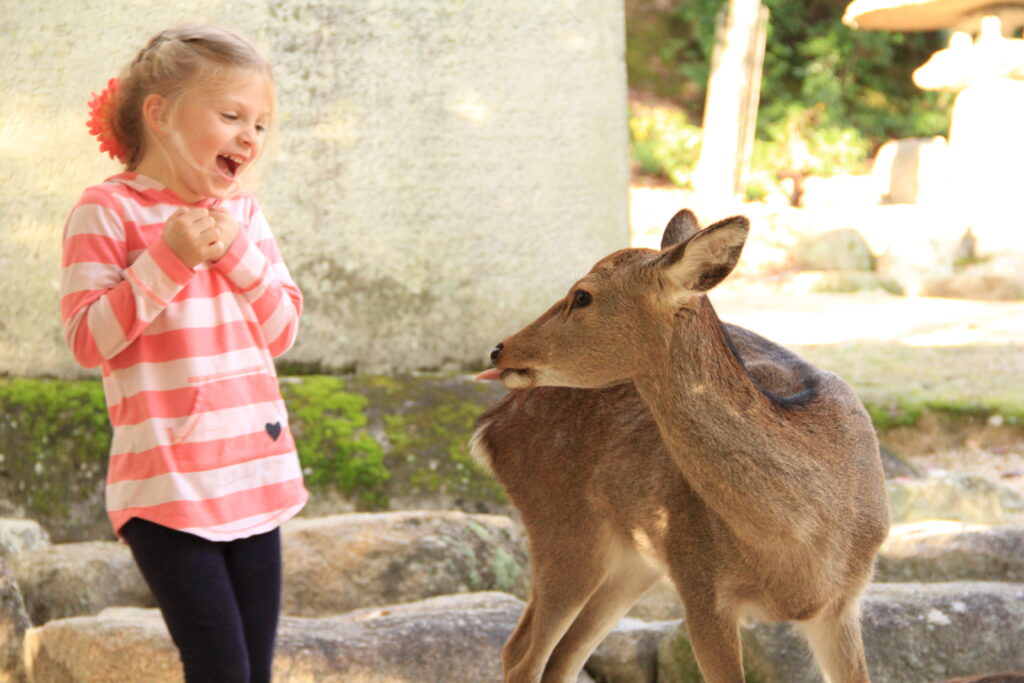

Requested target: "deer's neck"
[{"left": 633, "top": 296, "right": 772, "bottom": 455}]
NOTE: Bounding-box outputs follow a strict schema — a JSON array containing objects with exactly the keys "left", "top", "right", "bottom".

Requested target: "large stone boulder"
[
  {"left": 793, "top": 228, "right": 876, "bottom": 271},
  {"left": 876, "top": 522, "right": 1024, "bottom": 583},
  {"left": 24, "top": 594, "right": 596, "bottom": 683},
  {"left": 923, "top": 253, "right": 1024, "bottom": 301},
  {"left": 0, "top": 519, "right": 49, "bottom": 559},
  {"left": 870, "top": 136, "right": 949, "bottom": 205},
  {"left": 626, "top": 577, "right": 683, "bottom": 621},
  {"left": 0, "top": 559, "right": 30, "bottom": 682},
  {"left": 8, "top": 541, "right": 153, "bottom": 625},
  {"left": 24, "top": 608, "right": 181, "bottom": 683},
  {"left": 861, "top": 583, "right": 1024, "bottom": 683},
  {"left": 657, "top": 582, "right": 1024, "bottom": 682},
  {"left": 281, "top": 511, "right": 529, "bottom": 616},
  {"left": 886, "top": 472, "right": 1024, "bottom": 525},
  {"left": 587, "top": 617, "right": 679, "bottom": 683}
]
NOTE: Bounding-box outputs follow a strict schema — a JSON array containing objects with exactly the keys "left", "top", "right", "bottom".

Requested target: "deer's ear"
[
  {"left": 657, "top": 216, "right": 749, "bottom": 296},
  {"left": 660, "top": 209, "right": 700, "bottom": 249}
]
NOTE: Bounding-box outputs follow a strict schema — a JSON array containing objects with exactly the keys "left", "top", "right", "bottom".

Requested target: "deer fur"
[{"left": 471, "top": 209, "right": 889, "bottom": 683}]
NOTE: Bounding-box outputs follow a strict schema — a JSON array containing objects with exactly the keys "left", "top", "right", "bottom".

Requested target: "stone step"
[
  {"left": 24, "top": 593, "right": 597, "bottom": 683},
  {"left": 8, "top": 511, "right": 531, "bottom": 624},
  {"left": 877, "top": 521, "right": 1024, "bottom": 583},
  {"left": 658, "top": 581, "right": 1024, "bottom": 683}
]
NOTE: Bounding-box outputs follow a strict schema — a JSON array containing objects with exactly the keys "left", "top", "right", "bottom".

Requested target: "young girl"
[{"left": 60, "top": 24, "right": 307, "bottom": 682}]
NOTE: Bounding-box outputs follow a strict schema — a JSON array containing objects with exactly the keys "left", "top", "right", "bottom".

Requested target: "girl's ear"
[
  {"left": 656, "top": 215, "right": 749, "bottom": 300},
  {"left": 141, "top": 94, "right": 170, "bottom": 136}
]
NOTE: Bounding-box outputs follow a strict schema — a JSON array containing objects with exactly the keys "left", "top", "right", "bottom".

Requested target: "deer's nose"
[{"left": 490, "top": 344, "right": 504, "bottom": 366}]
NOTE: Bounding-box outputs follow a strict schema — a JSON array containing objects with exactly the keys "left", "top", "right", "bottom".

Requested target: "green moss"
[
  {"left": 359, "top": 375, "right": 508, "bottom": 507},
  {"left": 465, "top": 519, "right": 493, "bottom": 543},
  {"left": 794, "top": 343, "right": 1024, "bottom": 431},
  {"left": 0, "top": 378, "right": 110, "bottom": 539},
  {"left": 282, "top": 376, "right": 389, "bottom": 510},
  {"left": 863, "top": 396, "right": 927, "bottom": 430},
  {"left": 657, "top": 628, "right": 704, "bottom": 683},
  {"left": 491, "top": 547, "right": 524, "bottom": 594}
]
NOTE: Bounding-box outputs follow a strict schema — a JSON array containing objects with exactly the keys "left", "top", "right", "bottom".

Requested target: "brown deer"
[{"left": 471, "top": 210, "right": 889, "bottom": 682}]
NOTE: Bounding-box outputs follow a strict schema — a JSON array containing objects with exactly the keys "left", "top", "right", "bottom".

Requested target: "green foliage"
[
  {"left": 625, "top": 0, "right": 953, "bottom": 188},
  {"left": 281, "top": 376, "right": 390, "bottom": 510},
  {"left": 752, "top": 104, "right": 871, "bottom": 176},
  {"left": 626, "top": 0, "right": 725, "bottom": 107},
  {"left": 0, "top": 378, "right": 110, "bottom": 538},
  {"left": 629, "top": 102, "right": 703, "bottom": 186},
  {"left": 759, "top": 0, "right": 951, "bottom": 141}
]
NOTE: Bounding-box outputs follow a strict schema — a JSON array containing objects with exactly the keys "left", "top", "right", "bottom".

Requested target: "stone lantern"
[{"left": 844, "top": 0, "right": 1024, "bottom": 254}]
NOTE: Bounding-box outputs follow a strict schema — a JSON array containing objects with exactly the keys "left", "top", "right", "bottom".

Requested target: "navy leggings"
[{"left": 121, "top": 518, "right": 282, "bottom": 683}]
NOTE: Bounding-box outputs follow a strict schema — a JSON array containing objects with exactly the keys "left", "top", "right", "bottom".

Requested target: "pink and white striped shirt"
[{"left": 60, "top": 173, "right": 308, "bottom": 541}]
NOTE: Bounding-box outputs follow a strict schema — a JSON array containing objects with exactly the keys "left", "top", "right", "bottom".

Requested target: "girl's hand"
[
  {"left": 162, "top": 207, "right": 222, "bottom": 268},
  {"left": 208, "top": 208, "right": 241, "bottom": 261}
]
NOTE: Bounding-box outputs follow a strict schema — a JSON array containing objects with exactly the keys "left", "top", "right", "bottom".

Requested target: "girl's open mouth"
[{"left": 216, "top": 154, "right": 243, "bottom": 179}]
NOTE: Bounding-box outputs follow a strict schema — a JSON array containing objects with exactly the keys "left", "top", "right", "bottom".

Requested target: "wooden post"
[{"left": 693, "top": 0, "right": 769, "bottom": 208}]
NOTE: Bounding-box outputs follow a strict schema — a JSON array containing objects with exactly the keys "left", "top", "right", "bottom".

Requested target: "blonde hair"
[{"left": 112, "top": 24, "right": 274, "bottom": 171}]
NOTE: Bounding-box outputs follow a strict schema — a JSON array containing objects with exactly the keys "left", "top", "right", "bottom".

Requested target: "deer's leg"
[
  {"left": 541, "top": 551, "right": 662, "bottom": 681},
  {"left": 503, "top": 599, "right": 536, "bottom": 674},
  {"left": 796, "top": 598, "right": 871, "bottom": 683},
  {"left": 682, "top": 607, "right": 744, "bottom": 683},
  {"left": 673, "top": 575, "right": 744, "bottom": 683},
  {"left": 503, "top": 543, "right": 611, "bottom": 683}
]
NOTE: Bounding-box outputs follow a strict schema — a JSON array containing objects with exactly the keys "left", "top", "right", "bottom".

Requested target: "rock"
[
  {"left": 942, "top": 674, "right": 1024, "bottom": 683},
  {"left": 25, "top": 593, "right": 589, "bottom": 683},
  {"left": 0, "top": 559, "right": 30, "bottom": 682},
  {"left": 281, "top": 511, "right": 529, "bottom": 616},
  {"left": 887, "top": 472, "right": 1024, "bottom": 525},
  {"left": 657, "top": 582, "right": 1024, "bottom": 682},
  {"left": 276, "top": 593, "right": 531, "bottom": 682},
  {"left": 24, "top": 607, "right": 181, "bottom": 683},
  {"left": 876, "top": 522, "right": 1024, "bottom": 582},
  {"left": 587, "top": 617, "right": 679, "bottom": 683},
  {"left": 0, "top": 519, "right": 49, "bottom": 558},
  {"left": 861, "top": 583, "right": 1024, "bottom": 683},
  {"left": 923, "top": 253, "right": 1024, "bottom": 301},
  {"left": 870, "top": 136, "right": 949, "bottom": 205},
  {"left": 8, "top": 541, "right": 153, "bottom": 625},
  {"left": 626, "top": 577, "right": 683, "bottom": 621},
  {"left": 879, "top": 445, "right": 924, "bottom": 480},
  {"left": 805, "top": 270, "right": 903, "bottom": 295},
  {"left": 924, "top": 272, "right": 1024, "bottom": 301},
  {"left": 10, "top": 512, "right": 529, "bottom": 625},
  {"left": 859, "top": 204, "right": 965, "bottom": 296},
  {"left": 793, "top": 228, "right": 875, "bottom": 272}
]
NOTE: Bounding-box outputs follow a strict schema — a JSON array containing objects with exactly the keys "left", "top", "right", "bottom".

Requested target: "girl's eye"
[
  {"left": 255, "top": 124, "right": 266, "bottom": 134},
  {"left": 571, "top": 290, "right": 592, "bottom": 309},
  {"left": 222, "top": 113, "right": 238, "bottom": 121}
]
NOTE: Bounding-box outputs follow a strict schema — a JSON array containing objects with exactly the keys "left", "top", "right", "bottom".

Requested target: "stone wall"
[{"left": 0, "top": 0, "right": 629, "bottom": 377}]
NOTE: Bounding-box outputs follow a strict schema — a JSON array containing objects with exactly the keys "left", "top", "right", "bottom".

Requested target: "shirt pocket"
[{"left": 169, "top": 365, "right": 269, "bottom": 445}]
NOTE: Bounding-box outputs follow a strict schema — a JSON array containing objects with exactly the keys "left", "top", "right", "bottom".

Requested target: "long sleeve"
[
  {"left": 60, "top": 187, "right": 195, "bottom": 369},
  {"left": 211, "top": 204, "right": 302, "bottom": 357}
]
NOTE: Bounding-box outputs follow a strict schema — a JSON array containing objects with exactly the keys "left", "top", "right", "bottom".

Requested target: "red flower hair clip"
[{"left": 87, "top": 78, "right": 128, "bottom": 164}]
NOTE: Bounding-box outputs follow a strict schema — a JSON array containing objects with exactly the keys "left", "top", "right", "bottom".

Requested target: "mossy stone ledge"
[{"left": 2, "top": 371, "right": 1022, "bottom": 542}]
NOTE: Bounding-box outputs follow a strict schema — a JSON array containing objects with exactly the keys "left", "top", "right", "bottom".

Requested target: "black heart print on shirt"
[{"left": 265, "top": 422, "right": 282, "bottom": 440}]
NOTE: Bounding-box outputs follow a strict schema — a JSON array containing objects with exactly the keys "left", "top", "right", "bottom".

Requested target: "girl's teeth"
[{"left": 217, "top": 155, "right": 240, "bottom": 178}]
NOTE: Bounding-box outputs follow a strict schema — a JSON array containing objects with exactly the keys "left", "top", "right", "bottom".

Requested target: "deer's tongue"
[{"left": 474, "top": 368, "right": 503, "bottom": 381}]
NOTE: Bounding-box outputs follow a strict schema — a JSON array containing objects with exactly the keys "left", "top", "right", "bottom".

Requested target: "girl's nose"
[{"left": 238, "top": 125, "right": 259, "bottom": 147}]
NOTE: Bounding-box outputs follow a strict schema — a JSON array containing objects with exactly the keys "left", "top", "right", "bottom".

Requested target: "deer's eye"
[{"left": 572, "top": 290, "right": 592, "bottom": 309}]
